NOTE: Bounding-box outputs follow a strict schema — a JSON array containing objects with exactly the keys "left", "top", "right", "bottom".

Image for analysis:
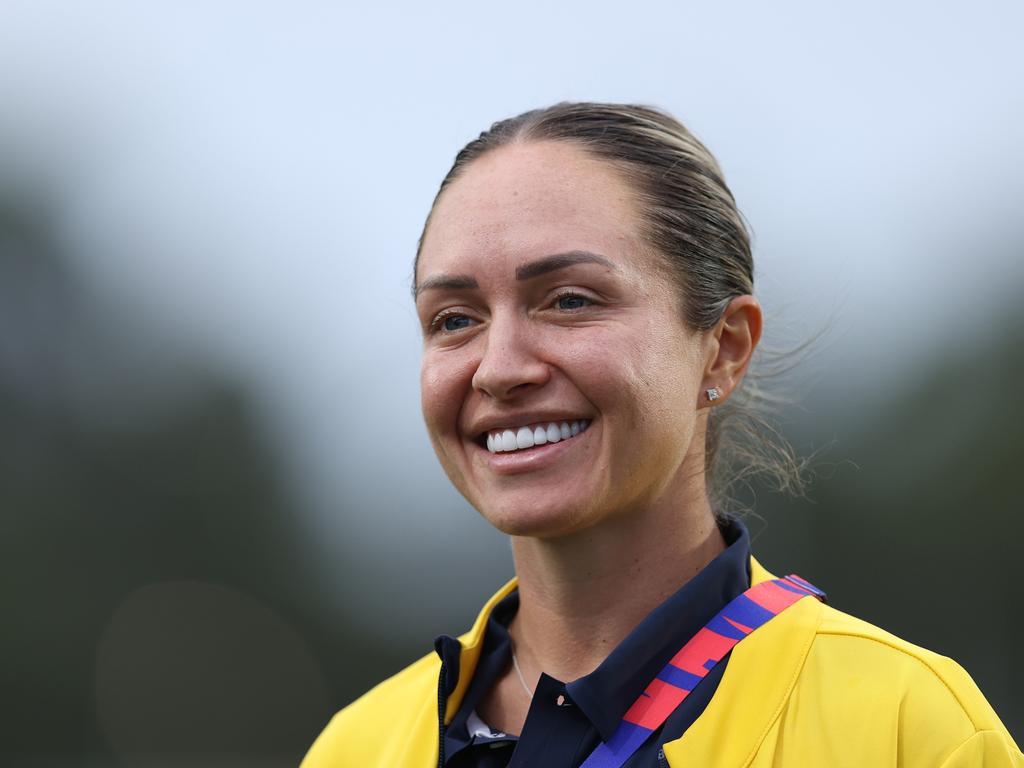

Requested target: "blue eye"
[
  {"left": 556, "top": 293, "right": 589, "bottom": 310},
  {"left": 442, "top": 314, "right": 472, "bottom": 332}
]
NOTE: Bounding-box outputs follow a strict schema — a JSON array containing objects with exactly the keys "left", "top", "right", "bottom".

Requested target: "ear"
[{"left": 699, "top": 295, "right": 762, "bottom": 407}]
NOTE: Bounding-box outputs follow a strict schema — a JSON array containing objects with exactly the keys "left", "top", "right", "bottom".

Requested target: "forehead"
[{"left": 418, "top": 141, "right": 647, "bottom": 280}]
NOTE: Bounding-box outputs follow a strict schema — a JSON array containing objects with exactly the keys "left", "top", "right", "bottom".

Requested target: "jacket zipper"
[
  {"left": 436, "top": 656, "right": 448, "bottom": 768},
  {"left": 657, "top": 746, "right": 669, "bottom": 767},
  {"left": 434, "top": 634, "right": 462, "bottom": 768}
]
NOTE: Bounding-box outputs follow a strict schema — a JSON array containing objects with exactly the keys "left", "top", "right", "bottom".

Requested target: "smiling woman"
[
  {"left": 416, "top": 141, "right": 730, "bottom": 542},
  {"left": 302, "top": 103, "right": 1022, "bottom": 767}
]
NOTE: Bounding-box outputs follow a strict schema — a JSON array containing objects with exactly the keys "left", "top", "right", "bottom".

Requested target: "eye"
[
  {"left": 442, "top": 314, "right": 473, "bottom": 331},
  {"left": 428, "top": 309, "right": 476, "bottom": 334},
  {"left": 554, "top": 292, "right": 591, "bottom": 311}
]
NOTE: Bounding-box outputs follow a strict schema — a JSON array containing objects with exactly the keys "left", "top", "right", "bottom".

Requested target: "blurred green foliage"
[{"left": 0, "top": 198, "right": 410, "bottom": 766}]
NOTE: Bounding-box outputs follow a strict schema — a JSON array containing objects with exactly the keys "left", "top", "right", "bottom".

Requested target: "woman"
[{"left": 302, "top": 103, "right": 1021, "bottom": 767}]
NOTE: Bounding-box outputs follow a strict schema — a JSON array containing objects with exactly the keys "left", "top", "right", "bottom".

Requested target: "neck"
[{"left": 508, "top": 480, "right": 725, "bottom": 687}]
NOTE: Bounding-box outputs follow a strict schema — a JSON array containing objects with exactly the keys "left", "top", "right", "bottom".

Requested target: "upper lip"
[{"left": 465, "top": 411, "right": 593, "bottom": 440}]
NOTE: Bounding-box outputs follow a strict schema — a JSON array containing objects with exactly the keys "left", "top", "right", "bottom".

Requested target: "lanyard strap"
[{"left": 580, "top": 574, "right": 825, "bottom": 768}]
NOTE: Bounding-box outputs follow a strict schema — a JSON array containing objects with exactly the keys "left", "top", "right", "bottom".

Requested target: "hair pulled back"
[{"left": 416, "top": 102, "right": 809, "bottom": 510}]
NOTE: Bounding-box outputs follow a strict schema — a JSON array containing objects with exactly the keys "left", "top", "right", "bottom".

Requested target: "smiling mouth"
[{"left": 479, "top": 419, "right": 592, "bottom": 454}]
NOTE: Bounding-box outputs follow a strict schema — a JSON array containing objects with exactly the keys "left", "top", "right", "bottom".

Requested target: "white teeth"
[
  {"left": 484, "top": 419, "right": 591, "bottom": 454},
  {"left": 501, "top": 430, "right": 517, "bottom": 451}
]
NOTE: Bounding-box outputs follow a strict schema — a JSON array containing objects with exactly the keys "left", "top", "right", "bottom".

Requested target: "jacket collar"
[
  {"left": 660, "top": 556, "right": 824, "bottom": 766},
  {"left": 438, "top": 555, "right": 825, "bottom": 763},
  {"left": 441, "top": 577, "right": 518, "bottom": 725},
  {"left": 566, "top": 518, "right": 751, "bottom": 741}
]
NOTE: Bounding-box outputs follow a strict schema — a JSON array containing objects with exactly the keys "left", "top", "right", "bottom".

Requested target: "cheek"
[
  {"left": 572, "top": 319, "right": 697, "bottom": 394},
  {"left": 419, "top": 353, "right": 471, "bottom": 439},
  {"left": 583, "top": 329, "right": 702, "bottom": 437},
  {"left": 419, "top": 362, "right": 449, "bottom": 436}
]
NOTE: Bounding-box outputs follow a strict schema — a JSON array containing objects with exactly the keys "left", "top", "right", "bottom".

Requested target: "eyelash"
[
  {"left": 552, "top": 291, "right": 591, "bottom": 311},
  {"left": 429, "top": 308, "right": 474, "bottom": 334},
  {"left": 428, "top": 291, "right": 594, "bottom": 335}
]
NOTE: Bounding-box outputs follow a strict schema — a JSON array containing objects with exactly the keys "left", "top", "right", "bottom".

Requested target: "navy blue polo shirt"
[{"left": 436, "top": 517, "right": 751, "bottom": 767}]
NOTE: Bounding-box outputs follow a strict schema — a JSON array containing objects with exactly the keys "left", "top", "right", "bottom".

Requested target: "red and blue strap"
[{"left": 579, "top": 574, "right": 825, "bottom": 768}]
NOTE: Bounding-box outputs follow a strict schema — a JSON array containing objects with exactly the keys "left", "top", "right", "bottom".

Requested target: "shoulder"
[
  {"left": 793, "top": 602, "right": 1022, "bottom": 765},
  {"left": 809, "top": 604, "right": 1004, "bottom": 729},
  {"left": 301, "top": 578, "right": 517, "bottom": 767},
  {"left": 703, "top": 590, "right": 1022, "bottom": 766},
  {"left": 300, "top": 650, "right": 441, "bottom": 768}
]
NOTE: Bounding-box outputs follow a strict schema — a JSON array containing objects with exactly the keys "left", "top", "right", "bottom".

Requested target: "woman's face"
[{"left": 415, "top": 140, "right": 713, "bottom": 539}]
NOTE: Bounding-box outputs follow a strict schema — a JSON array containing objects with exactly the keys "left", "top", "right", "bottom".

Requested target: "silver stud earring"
[{"left": 705, "top": 387, "right": 721, "bottom": 402}]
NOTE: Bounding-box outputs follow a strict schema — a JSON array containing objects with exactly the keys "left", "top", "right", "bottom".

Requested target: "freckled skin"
[{"left": 415, "top": 141, "right": 712, "bottom": 540}]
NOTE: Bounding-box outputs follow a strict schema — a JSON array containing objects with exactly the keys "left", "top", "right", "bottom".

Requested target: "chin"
[{"left": 476, "top": 497, "right": 594, "bottom": 540}]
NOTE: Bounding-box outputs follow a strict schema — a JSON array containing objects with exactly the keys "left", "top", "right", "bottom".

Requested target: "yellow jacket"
[{"left": 302, "top": 557, "right": 1022, "bottom": 767}]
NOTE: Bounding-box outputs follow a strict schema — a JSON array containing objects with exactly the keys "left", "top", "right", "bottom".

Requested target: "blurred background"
[{"left": 1, "top": 1, "right": 1021, "bottom": 765}]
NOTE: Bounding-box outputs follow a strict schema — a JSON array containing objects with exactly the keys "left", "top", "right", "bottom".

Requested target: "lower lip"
[{"left": 477, "top": 426, "right": 592, "bottom": 476}]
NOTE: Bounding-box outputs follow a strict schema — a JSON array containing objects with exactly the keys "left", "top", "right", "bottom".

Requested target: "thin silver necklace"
[{"left": 509, "top": 640, "right": 534, "bottom": 699}]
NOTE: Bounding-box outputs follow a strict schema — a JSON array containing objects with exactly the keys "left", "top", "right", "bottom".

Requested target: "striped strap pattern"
[{"left": 580, "top": 575, "right": 825, "bottom": 768}]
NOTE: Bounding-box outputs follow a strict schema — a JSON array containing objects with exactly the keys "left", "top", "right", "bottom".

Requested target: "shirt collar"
[
  {"left": 436, "top": 517, "right": 751, "bottom": 743},
  {"left": 566, "top": 516, "right": 751, "bottom": 741}
]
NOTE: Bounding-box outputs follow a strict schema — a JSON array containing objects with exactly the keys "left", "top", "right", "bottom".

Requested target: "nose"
[{"left": 471, "top": 314, "right": 549, "bottom": 400}]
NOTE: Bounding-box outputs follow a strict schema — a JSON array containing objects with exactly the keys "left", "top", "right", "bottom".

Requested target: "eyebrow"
[
  {"left": 414, "top": 273, "right": 478, "bottom": 297},
  {"left": 515, "top": 250, "right": 616, "bottom": 280},
  {"left": 415, "top": 250, "right": 615, "bottom": 298}
]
